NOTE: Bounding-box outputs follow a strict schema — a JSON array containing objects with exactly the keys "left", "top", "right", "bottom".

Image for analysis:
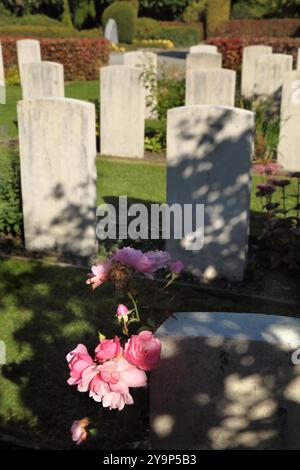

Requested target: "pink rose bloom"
[
  {"left": 113, "top": 247, "right": 157, "bottom": 277},
  {"left": 86, "top": 260, "right": 111, "bottom": 289},
  {"left": 71, "top": 418, "right": 89, "bottom": 445},
  {"left": 100, "top": 357, "right": 147, "bottom": 393},
  {"left": 170, "top": 260, "right": 184, "bottom": 274},
  {"left": 117, "top": 304, "right": 130, "bottom": 323},
  {"left": 146, "top": 250, "right": 171, "bottom": 271},
  {"left": 124, "top": 331, "right": 161, "bottom": 371},
  {"left": 67, "top": 344, "right": 94, "bottom": 386},
  {"left": 88, "top": 373, "right": 110, "bottom": 402},
  {"left": 102, "top": 391, "right": 134, "bottom": 411},
  {"left": 99, "top": 356, "right": 147, "bottom": 410},
  {"left": 95, "top": 336, "right": 121, "bottom": 362}
]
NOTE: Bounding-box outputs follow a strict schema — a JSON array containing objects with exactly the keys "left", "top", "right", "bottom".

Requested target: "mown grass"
[{"left": 1, "top": 255, "right": 299, "bottom": 449}]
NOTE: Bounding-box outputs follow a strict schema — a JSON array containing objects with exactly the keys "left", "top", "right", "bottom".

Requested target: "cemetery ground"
[{"left": 1, "top": 82, "right": 300, "bottom": 449}]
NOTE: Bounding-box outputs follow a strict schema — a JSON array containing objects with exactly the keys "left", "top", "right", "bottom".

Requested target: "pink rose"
[
  {"left": 86, "top": 261, "right": 111, "bottom": 289},
  {"left": 95, "top": 336, "right": 121, "bottom": 362},
  {"left": 71, "top": 418, "right": 89, "bottom": 445},
  {"left": 117, "top": 304, "right": 130, "bottom": 323},
  {"left": 124, "top": 331, "right": 161, "bottom": 371},
  {"left": 99, "top": 356, "right": 147, "bottom": 410},
  {"left": 170, "top": 260, "right": 184, "bottom": 274},
  {"left": 67, "top": 344, "right": 94, "bottom": 386},
  {"left": 113, "top": 247, "right": 157, "bottom": 277}
]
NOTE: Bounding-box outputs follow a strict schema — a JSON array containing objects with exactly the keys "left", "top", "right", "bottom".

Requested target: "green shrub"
[
  {"left": 102, "top": 1, "right": 137, "bottom": 43},
  {"left": 135, "top": 17, "right": 160, "bottom": 39},
  {"left": 0, "top": 147, "right": 22, "bottom": 237},
  {"left": 182, "top": 0, "right": 207, "bottom": 24},
  {"left": 5, "top": 66, "right": 20, "bottom": 86},
  {"left": 0, "top": 14, "right": 64, "bottom": 27},
  {"left": 159, "top": 22, "right": 203, "bottom": 46},
  {"left": 206, "top": 0, "right": 231, "bottom": 36}
]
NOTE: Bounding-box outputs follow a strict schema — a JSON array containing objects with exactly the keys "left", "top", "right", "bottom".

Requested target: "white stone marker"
[
  {"left": 151, "top": 311, "right": 300, "bottom": 450},
  {"left": 190, "top": 44, "right": 218, "bottom": 54},
  {"left": 0, "top": 41, "right": 5, "bottom": 104},
  {"left": 104, "top": 18, "right": 119, "bottom": 44},
  {"left": 124, "top": 50, "right": 158, "bottom": 119},
  {"left": 186, "top": 52, "right": 222, "bottom": 74},
  {"left": 241, "top": 45, "right": 272, "bottom": 100},
  {"left": 17, "top": 98, "right": 97, "bottom": 257},
  {"left": 100, "top": 65, "right": 145, "bottom": 158},
  {"left": 185, "top": 69, "right": 236, "bottom": 107},
  {"left": 278, "top": 70, "right": 300, "bottom": 171},
  {"left": 21, "top": 61, "right": 64, "bottom": 100},
  {"left": 254, "top": 53, "right": 293, "bottom": 101},
  {"left": 17, "top": 39, "right": 41, "bottom": 85},
  {"left": 166, "top": 105, "right": 254, "bottom": 282}
]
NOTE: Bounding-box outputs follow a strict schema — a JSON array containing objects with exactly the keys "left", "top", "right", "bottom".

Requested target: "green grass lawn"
[{"left": 1, "top": 82, "right": 300, "bottom": 449}]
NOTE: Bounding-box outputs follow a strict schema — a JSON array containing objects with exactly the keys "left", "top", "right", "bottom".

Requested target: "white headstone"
[
  {"left": 124, "top": 51, "right": 158, "bottom": 119},
  {"left": 241, "top": 45, "right": 272, "bottom": 100},
  {"left": 254, "top": 53, "right": 293, "bottom": 102},
  {"left": 100, "top": 65, "right": 145, "bottom": 158},
  {"left": 185, "top": 69, "right": 236, "bottom": 107},
  {"left": 278, "top": 70, "right": 300, "bottom": 171},
  {"left": 17, "top": 98, "right": 97, "bottom": 257},
  {"left": 151, "top": 311, "right": 300, "bottom": 450},
  {"left": 104, "top": 18, "right": 119, "bottom": 44},
  {"left": 21, "top": 61, "right": 64, "bottom": 100},
  {"left": 186, "top": 52, "right": 222, "bottom": 74},
  {"left": 190, "top": 44, "right": 218, "bottom": 54},
  {"left": 17, "top": 39, "right": 41, "bottom": 85},
  {"left": 0, "top": 41, "right": 5, "bottom": 104},
  {"left": 166, "top": 105, "right": 254, "bottom": 282}
]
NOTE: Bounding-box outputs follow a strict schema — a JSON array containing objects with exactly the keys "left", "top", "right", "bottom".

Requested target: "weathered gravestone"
[
  {"left": 190, "top": 44, "right": 218, "bottom": 54},
  {"left": 0, "top": 41, "right": 5, "bottom": 104},
  {"left": 151, "top": 311, "right": 300, "bottom": 450},
  {"left": 186, "top": 52, "right": 222, "bottom": 74},
  {"left": 185, "top": 69, "right": 236, "bottom": 107},
  {"left": 166, "top": 105, "right": 254, "bottom": 282},
  {"left": 21, "top": 61, "right": 64, "bottom": 100},
  {"left": 278, "top": 70, "right": 300, "bottom": 171},
  {"left": 254, "top": 53, "right": 293, "bottom": 104},
  {"left": 241, "top": 45, "right": 272, "bottom": 100},
  {"left": 17, "top": 39, "right": 41, "bottom": 85},
  {"left": 17, "top": 98, "right": 97, "bottom": 257},
  {"left": 104, "top": 18, "right": 119, "bottom": 44},
  {"left": 124, "top": 51, "right": 158, "bottom": 119},
  {"left": 100, "top": 65, "right": 145, "bottom": 158}
]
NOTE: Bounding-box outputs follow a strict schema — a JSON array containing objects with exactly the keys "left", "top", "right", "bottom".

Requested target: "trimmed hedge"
[
  {"left": 102, "top": 1, "right": 137, "bottom": 43},
  {"left": 0, "top": 36, "right": 110, "bottom": 81},
  {"left": 0, "top": 25, "right": 103, "bottom": 38},
  {"left": 208, "top": 37, "right": 300, "bottom": 71},
  {"left": 159, "top": 21, "right": 204, "bottom": 46},
  {"left": 135, "top": 17, "right": 161, "bottom": 40},
  {"left": 206, "top": 0, "right": 231, "bottom": 37},
  {"left": 215, "top": 19, "right": 300, "bottom": 38}
]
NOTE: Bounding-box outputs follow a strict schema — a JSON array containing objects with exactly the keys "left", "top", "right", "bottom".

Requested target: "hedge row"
[
  {"left": 208, "top": 37, "right": 300, "bottom": 71},
  {"left": 0, "top": 25, "right": 103, "bottom": 38},
  {"left": 215, "top": 19, "right": 300, "bottom": 38},
  {"left": 159, "top": 21, "right": 204, "bottom": 46},
  {"left": 0, "top": 36, "right": 110, "bottom": 81}
]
